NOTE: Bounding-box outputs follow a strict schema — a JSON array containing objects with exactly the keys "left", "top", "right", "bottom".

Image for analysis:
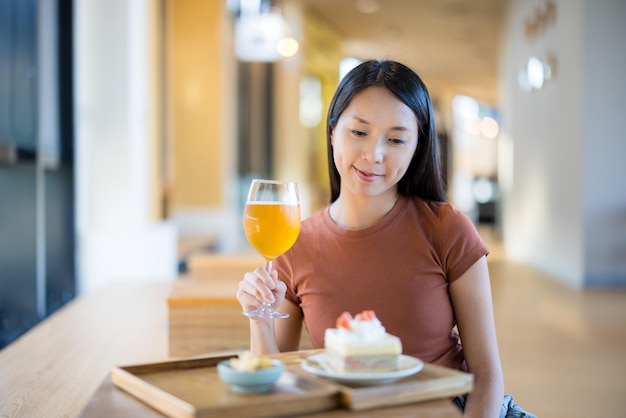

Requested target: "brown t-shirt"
[{"left": 275, "top": 196, "right": 489, "bottom": 371}]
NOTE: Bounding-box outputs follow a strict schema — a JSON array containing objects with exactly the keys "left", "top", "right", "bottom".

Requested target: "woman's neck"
[{"left": 329, "top": 191, "right": 400, "bottom": 230}]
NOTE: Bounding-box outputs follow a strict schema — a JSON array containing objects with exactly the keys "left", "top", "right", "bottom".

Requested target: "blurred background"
[{"left": 1, "top": 0, "right": 625, "bottom": 354}]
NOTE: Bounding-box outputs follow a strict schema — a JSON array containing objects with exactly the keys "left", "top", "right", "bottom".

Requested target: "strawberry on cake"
[{"left": 324, "top": 310, "right": 402, "bottom": 373}]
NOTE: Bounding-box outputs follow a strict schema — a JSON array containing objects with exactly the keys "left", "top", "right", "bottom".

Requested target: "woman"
[{"left": 237, "top": 60, "right": 531, "bottom": 417}]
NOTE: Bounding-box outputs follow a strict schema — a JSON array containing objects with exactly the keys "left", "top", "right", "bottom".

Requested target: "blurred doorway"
[{"left": 449, "top": 95, "right": 502, "bottom": 237}]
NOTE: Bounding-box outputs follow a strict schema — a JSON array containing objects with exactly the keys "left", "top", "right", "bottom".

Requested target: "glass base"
[{"left": 243, "top": 304, "right": 289, "bottom": 319}]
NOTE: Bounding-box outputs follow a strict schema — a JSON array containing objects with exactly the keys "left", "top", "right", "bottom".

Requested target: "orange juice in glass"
[
  {"left": 244, "top": 202, "right": 301, "bottom": 262},
  {"left": 242, "top": 179, "right": 301, "bottom": 319}
]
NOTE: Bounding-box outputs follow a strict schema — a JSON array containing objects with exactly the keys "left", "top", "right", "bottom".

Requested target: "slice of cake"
[{"left": 324, "top": 310, "right": 402, "bottom": 373}]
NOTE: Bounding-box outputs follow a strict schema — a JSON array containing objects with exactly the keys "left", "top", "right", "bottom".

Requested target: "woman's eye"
[
  {"left": 389, "top": 138, "right": 406, "bottom": 145},
  {"left": 351, "top": 129, "right": 366, "bottom": 137}
]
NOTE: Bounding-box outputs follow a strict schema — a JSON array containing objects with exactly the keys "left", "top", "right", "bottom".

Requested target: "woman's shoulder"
[
  {"left": 405, "top": 197, "right": 476, "bottom": 231},
  {"left": 406, "top": 197, "right": 464, "bottom": 218}
]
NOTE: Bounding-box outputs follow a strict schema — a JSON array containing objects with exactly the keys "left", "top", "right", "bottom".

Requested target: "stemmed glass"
[{"left": 242, "top": 179, "right": 301, "bottom": 319}]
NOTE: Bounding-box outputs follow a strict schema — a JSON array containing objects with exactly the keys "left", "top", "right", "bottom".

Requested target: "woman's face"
[{"left": 331, "top": 86, "right": 418, "bottom": 201}]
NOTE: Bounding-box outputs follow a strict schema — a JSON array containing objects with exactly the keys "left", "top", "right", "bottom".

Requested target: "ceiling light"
[
  {"left": 234, "top": 5, "right": 299, "bottom": 62},
  {"left": 452, "top": 95, "right": 479, "bottom": 119},
  {"left": 277, "top": 37, "right": 299, "bottom": 58},
  {"left": 480, "top": 117, "right": 499, "bottom": 139},
  {"left": 235, "top": 13, "right": 285, "bottom": 62},
  {"left": 527, "top": 56, "right": 544, "bottom": 89}
]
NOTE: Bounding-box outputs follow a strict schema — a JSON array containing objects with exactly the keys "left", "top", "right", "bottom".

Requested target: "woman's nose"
[{"left": 362, "top": 138, "right": 384, "bottom": 163}]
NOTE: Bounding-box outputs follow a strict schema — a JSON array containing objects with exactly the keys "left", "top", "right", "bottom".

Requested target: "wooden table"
[
  {"left": 0, "top": 281, "right": 462, "bottom": 418},
  {"left": 81, "top": 374, "right": 461, "bottom": 417},
  {"left": 0, "top": 282, "right": 172, "bottom": 418}
]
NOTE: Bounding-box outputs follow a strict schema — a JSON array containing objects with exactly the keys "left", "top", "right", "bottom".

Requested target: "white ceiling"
[{"left": 293, "top": 0, "right": 505, "bottom": 104}]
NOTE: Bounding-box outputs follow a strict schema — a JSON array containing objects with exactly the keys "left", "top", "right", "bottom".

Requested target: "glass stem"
[{"left": 263, "top": 260, "right": 273, "bottom": 309}]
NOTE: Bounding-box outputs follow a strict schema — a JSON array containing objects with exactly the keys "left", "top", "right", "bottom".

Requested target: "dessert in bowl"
[{"left": 217, "top": 351, "right": 284, "bottom": 393}]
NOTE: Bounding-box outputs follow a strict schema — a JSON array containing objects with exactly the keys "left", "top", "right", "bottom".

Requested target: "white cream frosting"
[
  {"left": 324, "top": 315, "right": 402, "bottom": 356},
  {"left": 332, "top": 316, "right": 387, "bottom": 343}
]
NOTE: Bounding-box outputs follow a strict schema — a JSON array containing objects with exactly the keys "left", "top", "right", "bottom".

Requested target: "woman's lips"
[{"left": 354, "top": 166, "right": 382, "bottom": 182}]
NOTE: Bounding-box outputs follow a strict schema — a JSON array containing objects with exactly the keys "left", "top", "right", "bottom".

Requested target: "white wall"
[
  {"left": 74, "top": 0, "right": 178, "bottom": 294},
  {"left": 500, "top": 0, "right": 626, "bottom": 287},
  {"left": 582, "top": 0, "right": 626, "bottom": 286}
]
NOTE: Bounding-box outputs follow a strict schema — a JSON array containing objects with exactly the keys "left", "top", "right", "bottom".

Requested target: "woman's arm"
[
  {"left": 249, "top": 299, "right": 303, "bottom": 354},
  {"left": 237, "top": 266, "right": 304, "bottom": 355},
  {"left": 449, "top": 256, "right": 504, "bottom": 418}
]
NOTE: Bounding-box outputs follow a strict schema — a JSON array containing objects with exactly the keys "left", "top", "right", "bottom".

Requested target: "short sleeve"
[{"left": 441, "top": 205, "right": 489, "bottom": 283}]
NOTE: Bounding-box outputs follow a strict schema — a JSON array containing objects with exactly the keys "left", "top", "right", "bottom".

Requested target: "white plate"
[{"left": 300, "top": 353, "right": 424, "bottom": 386}]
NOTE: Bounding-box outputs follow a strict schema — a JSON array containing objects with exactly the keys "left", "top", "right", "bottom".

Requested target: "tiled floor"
[{"left": 485, "top": 241, "right": 626, "bottom": 417}]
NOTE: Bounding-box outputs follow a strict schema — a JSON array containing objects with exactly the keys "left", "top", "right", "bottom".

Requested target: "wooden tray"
[
  {"left": 111, "top": 351, "right": 472, "bottom": 416},
  {"left": 111, "top": 354, "right": 339, "bottom": 418},
  {"left": 332, "top": 362, "right": 473, "bottom": 411}
]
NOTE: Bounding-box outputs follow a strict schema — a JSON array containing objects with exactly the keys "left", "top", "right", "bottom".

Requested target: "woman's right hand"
[{"left": 236, "top": 266, "right": 287, "bottom": 316}]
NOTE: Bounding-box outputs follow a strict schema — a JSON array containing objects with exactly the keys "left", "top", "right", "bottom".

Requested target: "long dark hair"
[{"left": 326, "top": 60, "right": 446, "bottom": 203}]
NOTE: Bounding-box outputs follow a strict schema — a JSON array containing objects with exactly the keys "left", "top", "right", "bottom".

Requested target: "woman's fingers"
[
  {"left": 236, "top": 285, "right": 261, "bottom": 312},
  {"left": 255, "top": 266, "right": 276, "bottom": 289},
  {"left": 236, "top": 265, "right": 288, "bottom": 313},
  {"left": 238, "top": 267, "right": 277, "bottom": 305}
]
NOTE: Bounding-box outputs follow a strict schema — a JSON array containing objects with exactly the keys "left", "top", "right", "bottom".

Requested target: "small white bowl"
[{"left": 217, "top": 359, "right": 284, "bottom": 393}]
